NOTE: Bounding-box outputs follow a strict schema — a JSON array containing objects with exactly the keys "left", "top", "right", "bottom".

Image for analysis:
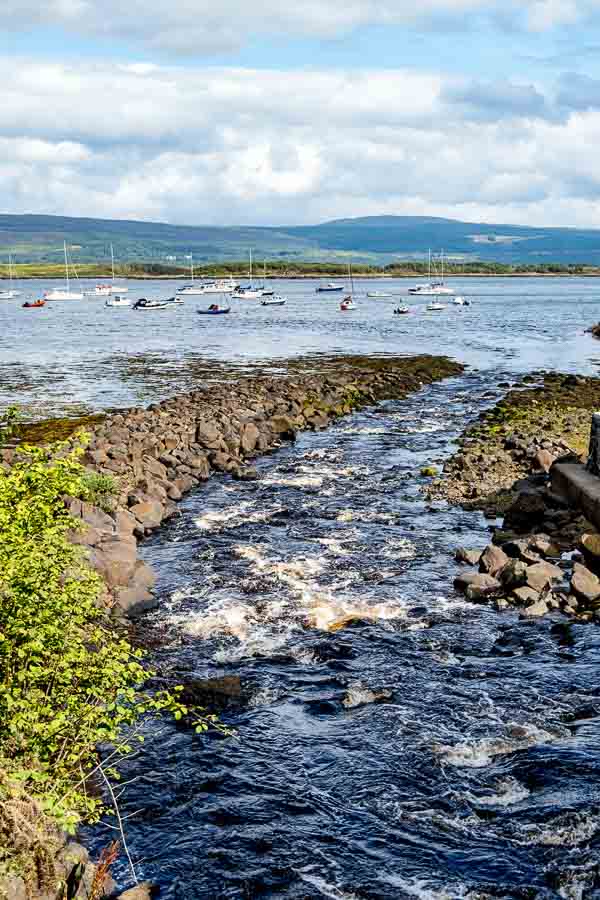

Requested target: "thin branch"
[{"left": 98, "top": 764, "right": 139, "bottom": 887}]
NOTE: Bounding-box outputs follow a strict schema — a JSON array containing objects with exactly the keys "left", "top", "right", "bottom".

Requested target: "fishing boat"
[
  {"left": 409, "top": 249, "right": 455, "bottom": 296},
  {"left": 317, "top": 282, "right": 344, "bottom": 293},
  {"left": 105, "top": 294, "right": 131, "bottom": 308},
  {"left": 23, "top": 299, "right": 45, "bottom": 309},
  {"left": 426, "top": 301, "right": 446, "bottom": 311},
  {"left": 132, "top": 297, "right": 170, "bottom": 310},
  {"left": 198, "top": 303, "right": 230, "bottom": 315},
  {"left": 0, "top": 256, "right": 21, "bottom": 298},
  {"left": 261, "top": 295, "right": 286, "bottom": 306},
  {"left": 367, "top": 291, "right": 393, "bottom": 299},
  {"left": 44, "top": 242, "right": 84, "bottom": 300},
  {"left": 393, "top": 305, "right": 410, "bottom": 314}
]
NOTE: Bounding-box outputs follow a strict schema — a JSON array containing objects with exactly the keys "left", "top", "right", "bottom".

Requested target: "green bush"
[
  {"left": 80, "top": 471, "right": 119, "bottom": 513},
  {"left": 0, "top": 436, "right": 218, "bottom": 842}
]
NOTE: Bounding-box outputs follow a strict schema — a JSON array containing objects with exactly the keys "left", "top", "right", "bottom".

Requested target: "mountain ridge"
[{"left": 1, "top": 213, "right": 600, "bottom": 264}]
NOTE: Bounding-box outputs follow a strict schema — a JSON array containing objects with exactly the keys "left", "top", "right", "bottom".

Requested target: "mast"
[
  {"left": 111, "top": 243, "right": 115, "bottom": 282},
  {"left": 441, "top": 248, "right": 444, "bottom": 285},
  {"left": 64, "top": 241, "right": 69, "bottom": 292},
  {"left": 249, "top": 249, "right": 253, "bottom": 284},
  {"left": 428, "top": 248, "right": 431, "bottom": 283},
  {"left": 191, "top": 252, "right": 194, "bottom": 284},
  {"left": 348, "top": 261, "right": 355, "bottom": 299}
]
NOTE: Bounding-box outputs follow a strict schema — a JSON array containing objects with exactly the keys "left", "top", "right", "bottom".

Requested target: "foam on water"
[
  {"left": 434, "top": 723, "right": 564, "bottom": 768},
  {"left": 466, "top": 777, "right": 531, "bottom": 808}
]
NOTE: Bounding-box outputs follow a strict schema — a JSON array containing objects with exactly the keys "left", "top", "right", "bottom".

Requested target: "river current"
[{"left": 6, "top": 276, "right": 600, "bottom": 897}]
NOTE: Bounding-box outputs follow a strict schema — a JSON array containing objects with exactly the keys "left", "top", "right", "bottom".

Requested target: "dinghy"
[
  {"left": 23, "top": 299, "right": 45, "bottom": 308},
  {"left": 198, "top": 303, "right": 230, "bottom": 315}
]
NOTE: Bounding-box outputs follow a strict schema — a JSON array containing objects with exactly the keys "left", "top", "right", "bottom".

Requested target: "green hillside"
[{"left": 2, "top": 213, "right": 600, "bottom": 265}]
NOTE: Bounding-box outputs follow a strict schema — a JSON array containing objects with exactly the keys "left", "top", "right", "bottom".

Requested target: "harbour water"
[
  {"left": 5, "top": 276, "right": 600, "bottom": 897},
  {"left": 1, "top": 276, "right": 600, "bottom": 418}
]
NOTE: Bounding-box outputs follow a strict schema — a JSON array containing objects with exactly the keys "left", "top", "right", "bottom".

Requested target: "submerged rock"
[{"left": 455, "top": 547, "right": 482, "bottom": 566}]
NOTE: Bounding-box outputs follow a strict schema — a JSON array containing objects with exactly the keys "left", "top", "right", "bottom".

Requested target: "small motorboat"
[
  {"left": 233, "top": 286, "right": 264, "bottom": 299},
  {"left": 426, "top": 302, "right": 446, "bottom": 311},
  {"left": 452, "top": 296, "right": 470, "bottom": 306},
  {"left": 132, "top": 297, "right": 170, "bottom": 310},
  {"left": 393, "top": 305, "right": 410, "bottom": 315},
  {"left": 340, "top": 296, "right": 355, "bottom": 311},
  {"left": 261, "top": 289, "right": 275, "bottom": 297},
  {"left": 367, "top": 291, "right": 393, "bottom": 298},
  {"left": 198, "top": 303, "right": 231, "bottom": 315},
  {"left": 165, "top": 295, "right": 185, "bottom": 305},
  {"left": 106, "top": 294, "right": 131, "bottom": 307},
  {"left": 317, "top": 282, "right": 344, "bottom": 293},
  {"left": 261, "top": 295, "right": 286, "bottom": 306},
  {"left": 23, "top": 299, "right": 46, "bottom": 308}
]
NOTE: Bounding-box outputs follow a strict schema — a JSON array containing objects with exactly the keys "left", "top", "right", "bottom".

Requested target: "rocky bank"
[
  {"left": 0, "top": 354, "right": 463, "bottom": 900},
  {"left": 433, "top": 372, "right": 600, "bottom": 621}
]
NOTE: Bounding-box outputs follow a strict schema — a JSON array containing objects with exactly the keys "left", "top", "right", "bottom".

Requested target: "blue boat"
[{"left": 197, "top": 304, "right": 230, "bottom": 315}]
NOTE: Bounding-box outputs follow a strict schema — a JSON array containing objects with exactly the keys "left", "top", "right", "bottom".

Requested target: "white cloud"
[
  {"left": 3, "top": 0, "right": 600, "bottom": 52},
  {"left": 2, "top": 59, "right": 600, "bottom": 228}
]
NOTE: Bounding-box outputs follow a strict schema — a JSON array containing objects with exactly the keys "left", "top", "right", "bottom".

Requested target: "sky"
[{"left": 2, "top": 0, "right": 600, "bottom": 227}]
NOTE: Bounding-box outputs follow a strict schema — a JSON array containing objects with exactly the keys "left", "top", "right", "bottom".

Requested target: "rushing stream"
[{"left": 85, "top": 369, "right": 600, "bottom": 899}]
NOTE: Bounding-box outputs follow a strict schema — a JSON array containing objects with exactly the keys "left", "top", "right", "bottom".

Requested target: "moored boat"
[
  {"left": 23, "top": 299, "right": 46, "bottom": 309},
  {"left": 165, "top": 295, "right": 185, "bottom": 305},
  {"left": 393, "top": 305, "right": 410, "bottom": 314},
  {"left": 367, "top": 291, "right": 393, "bottom": 298},
  {"left": 44, "top": 241, "right": 84, "bottom": 300},
  {"left": 0, "top": 255, "right": 21, "bottom": 298},
  {"left": 105, "top": 294, "right": 131, "bottom": 308},
  {"left": 198, "top": 303, "right": 230, "bottom": 315},
  {"left": 317, "top": 282, "right": 344, "bottom": 293},
  {"left": 261, "top": 295, "right": 286, "bottom": 306},
  {"left": 409, "top": 249, "right": 455, "bottom": 296},
  {"left": 132, "top": 297, "right": 170, "bottom": 310},
  {"left": 340, "top": 296, "right": 355, "bottom": 311},
  {"left": 426, "top": 301, "right": 446, "bottom": 311}
]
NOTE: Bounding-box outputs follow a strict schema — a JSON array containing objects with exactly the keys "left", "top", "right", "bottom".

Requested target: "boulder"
[
  {"left": 179, "top": 675, "right": 243, "bottom": 712},
  {"left": 113, "top": 585, "right": 157, "bottom": 617},
  {"left": 196, "top": 420, "right": 221, "bottom": 448},
  {"left": 455, "top": 548, "right": 482, "bottom": 566},
  {"left": 479, "top": 544, "right": 509, "bottom": 577},
  {"left": 571, "top": 563, "right": 600, "bottom": 606},
  {"left": 504, "top": 490, "right": 547, "bottom": 532},
  {"left": 91, "top": 539, "right": 137, "bottom": 588},
  {"left": 129, "top": 499, "right": 164, "bottom": 530},
  {"left": 117, "top": 882, "right": 157, "bottom": 900},
  {"left": 513, "top": 586, "right": 541, "bottom": 605},
  {"left": 520, "top": 597, "right": 549, "bottom": 618},
  {"left": 188, "top": 454, "right": 210, "bottom": 479},
  {"left": 240, "top": 422, "right": 260, "bottom": 455},
  {"left": 465, "top": 574, "right": 502, "bottom": 602},
  {"left": 525, "top": 561, "right": 564, "bottom": 593},
  {"left": 114, "top": 507, "right": 137, "bottom": 535},
  {"left": 142, "top": 456, "right": 168, "bottom": 481},
  {"left": 269, "top": 415, "right": 297, "bottom": 440},
  {"left": 499, "top": 559, "right": 528, "bottom": 590},
  {"left": 534, "top": 449, "right": 555, "bottom": 472},
  {"left": 580, "top": 533, "right": 600, "bottom": 565}
]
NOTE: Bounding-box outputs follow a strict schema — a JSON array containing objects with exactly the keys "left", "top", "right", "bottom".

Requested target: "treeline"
[{"left": 3, "top": 259, "right": 600, "bottom": 279}]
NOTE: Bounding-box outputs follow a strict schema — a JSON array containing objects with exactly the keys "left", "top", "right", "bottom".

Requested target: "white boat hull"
[
  {"left": 106, "top": 297, "right": 131, "bottom": 307},
  {"left": 234, "top": 290, "right": 264, "bottom": 300},
  {"left": 409, "top": 286, "right": 455, "bottom": 296},
  {"left": 0, "top": 290, "right": 20, "bottom": 299},
  {"left": 45, "top": 290, "right": 84, "bottom": 300}
]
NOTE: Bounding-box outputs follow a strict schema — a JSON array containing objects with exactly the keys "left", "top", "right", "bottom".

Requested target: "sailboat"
[
  {"left": 177, "top": 253, "right": 206, "bottom": 296},
  {"left": 0, "top": 255, "right": 21, "bottom": 298},
  {"left": 44, "top": 242, "right": 84, "bottom": 300},
  {"left": 233, "top": 250, "right": 263, "bottom": 299},
  {"left": 408, "top": 249, "right": 455, "bottom": 296},
  {"left": 260, "top": 261, "right": 274, "bottom": 297}
]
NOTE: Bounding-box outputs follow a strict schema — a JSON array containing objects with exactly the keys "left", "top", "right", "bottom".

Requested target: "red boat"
[{"left": 23, "top": 299, "right": 46, "bottom": 309}]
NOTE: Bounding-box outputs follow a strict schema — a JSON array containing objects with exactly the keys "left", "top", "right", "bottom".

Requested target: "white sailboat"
[
  {"left": 109, "top": 244, "right": 128, "bottom": 293},
  {"left": 44, "top": 242, "right": 84, "bottom": 300},
  {"left": 408, "top": 249, "right": 455, "bottom": 296},
  {"left": 233, "top": 250, "right": 264, "bottom": 299},
  {"left": 177, "top": 253, "right": 207, "bottom": 295},
  {"left": 0, "top": 255, "right": 21, "bottom": 298}
]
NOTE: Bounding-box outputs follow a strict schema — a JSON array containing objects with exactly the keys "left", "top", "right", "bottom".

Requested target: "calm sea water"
[{"left": 1, "top": 276, "right": 600, "bottom": 416}]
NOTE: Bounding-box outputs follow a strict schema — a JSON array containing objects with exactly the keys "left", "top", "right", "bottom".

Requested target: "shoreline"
[{"left": 4, "top": 272, "right": 600, "bottom": 281}]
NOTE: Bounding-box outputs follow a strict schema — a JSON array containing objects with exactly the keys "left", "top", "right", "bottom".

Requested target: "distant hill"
[{"left": 2, "top": 213, "right": 600, "bottom": 265}]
